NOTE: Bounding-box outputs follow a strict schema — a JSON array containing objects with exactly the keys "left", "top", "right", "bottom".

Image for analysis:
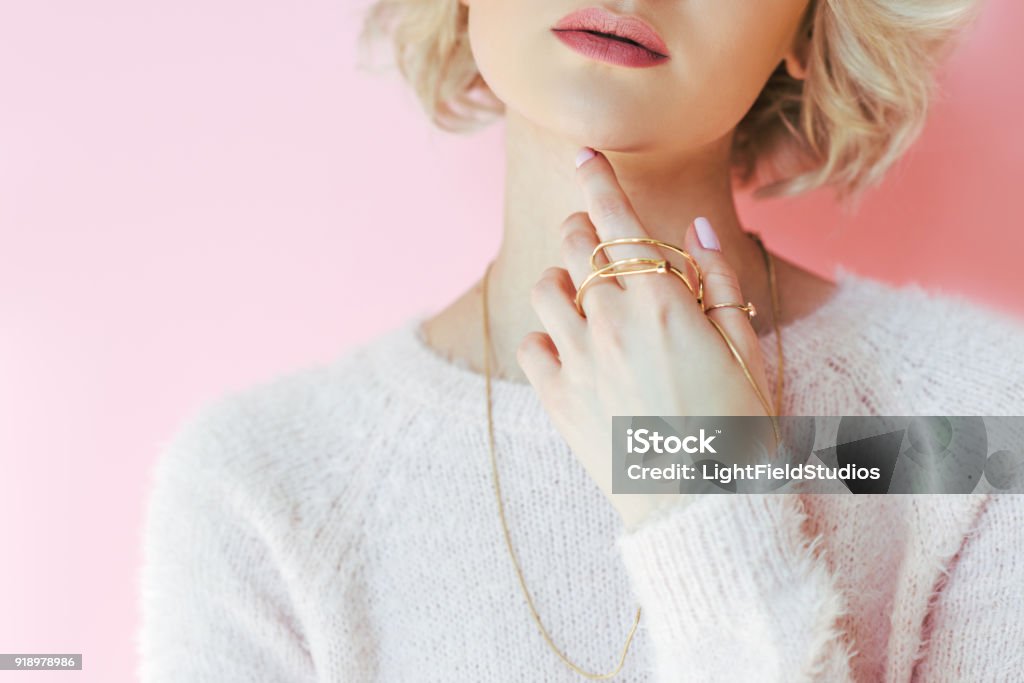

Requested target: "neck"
[{"left": 477, "top": 110, "right": 775, "bottom": 381}]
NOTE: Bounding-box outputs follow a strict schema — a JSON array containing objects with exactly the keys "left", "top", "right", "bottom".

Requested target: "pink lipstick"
[{"left": 552, "top": 7, "right": 670, "bottom": 68}]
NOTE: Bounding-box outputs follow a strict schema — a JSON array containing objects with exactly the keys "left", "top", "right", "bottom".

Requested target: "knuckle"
[
  {"left": 646, "top": 288, "right": 679, "bottom": 325},
  {"left": 562, "top": 229, "right": 593, "bottom": 254},
  {"left": 588, "top": 310, "right": 625, "bottom": 349},
  {"left": 591, "top": 193, "right": 625, "bottom": 222},
  {"left": 560, "top": 212, "right": 589, "bottom": 237},
  {"left": 563, "top": 210, "right": 590, "bottom": 225},
  {"left": 655, "top": 298, "right": 688, "bottom": 331},
  {"left": 644, "top": 277, "right": 680, "bottom": 307},
  {"left": 542, "top": 265, "right": 564, "bottom": 280},
  {"left": 641, "top": 278, "right": 698, "bottom": 331},
  {"left": 529, "top": 280, "right": 550, "bottom": 305},
  {"left": 517, "top": 332, "right": 547, "bottom": 363},
  {"left": 515, "top": 342, "right": 535, "bottom": 371},
  {"left": 517, "top": 332, "right": 539, "bottom": 355},
  {"left": 530, "top": 269, "right": 562, "bottom": 304},
  {"left": 703, "top": 268, "right": 742, "bottom": 296},
  {"left": 515, "top": 338, "right": 528, "bottom": 363}
]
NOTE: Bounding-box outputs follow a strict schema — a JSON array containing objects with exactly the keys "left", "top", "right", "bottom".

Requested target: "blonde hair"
[{"left": 359, "top": 0, "right": 979, "bottom": 198}]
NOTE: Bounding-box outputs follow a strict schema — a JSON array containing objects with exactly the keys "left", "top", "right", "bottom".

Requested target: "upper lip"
[{"left": 552, "top": 6, "right": 670, "bottom": 58}]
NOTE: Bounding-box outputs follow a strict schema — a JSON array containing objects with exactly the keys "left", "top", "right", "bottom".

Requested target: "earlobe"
[
  {"left": 783, "top": 26, "right": 811, "bottom": 80},
  {"left": 783, "top": 16, "right": 812, "bottom": 80},
  {"left": 784, "top": 52, "right": 808, "bottom": 80}
]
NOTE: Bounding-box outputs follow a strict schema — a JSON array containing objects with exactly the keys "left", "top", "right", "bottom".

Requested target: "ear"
[{"left": 783, "top": 19, "right": 812, "bottom": 80}]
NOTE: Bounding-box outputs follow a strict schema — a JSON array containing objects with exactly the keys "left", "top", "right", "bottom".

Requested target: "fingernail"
[
  {"left": 575, "top": 147, "right": 596, "bottom": 169},
  {"left": 694, "top": 216, "right": 721, "bottom": 251}
]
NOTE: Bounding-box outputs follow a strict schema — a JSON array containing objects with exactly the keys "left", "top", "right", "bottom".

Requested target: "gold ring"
[
  {"left": 704, "top": 301, "right": 757, "bottom": 320},
  {"left": 567, "top": 233, "right": 780, "bottom": 446},
  {"left": 573, "top": 238, "right": 703, "bottom": 317}
]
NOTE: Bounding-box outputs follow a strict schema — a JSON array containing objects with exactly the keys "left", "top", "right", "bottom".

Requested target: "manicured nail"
[
  {"left": 575, "top": 147, "right": 596, "bottom": 169},
  {"left": 694, "top": 216, "right": 720, "bottom": 251}
]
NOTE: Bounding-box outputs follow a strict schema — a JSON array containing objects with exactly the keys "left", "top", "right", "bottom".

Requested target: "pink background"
[{"left": 1, "top": 1, "right": 1021, "bottom": 680}]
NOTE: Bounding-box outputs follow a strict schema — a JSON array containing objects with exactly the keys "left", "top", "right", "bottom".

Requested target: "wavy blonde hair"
[{"left": 358, "top": 0, "right": 979, "bottom": 198}]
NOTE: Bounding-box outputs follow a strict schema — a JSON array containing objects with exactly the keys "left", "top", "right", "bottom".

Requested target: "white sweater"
[{"left": 137, "top": 267, "right": 1024, "bottom": 682}]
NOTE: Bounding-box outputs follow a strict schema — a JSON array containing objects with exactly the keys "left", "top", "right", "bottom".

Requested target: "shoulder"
[
  {"left": 830, "top": 267, "right": 1024, "bottom": 414},
  {"left": 159, "top": 356, "right": 358, "bottom": 484},
  {"left": 150, "top": 318, "right": 421, "bottom": 515},
  {"left": 139, "top": 340, "right": 416, "bottom": 681}
]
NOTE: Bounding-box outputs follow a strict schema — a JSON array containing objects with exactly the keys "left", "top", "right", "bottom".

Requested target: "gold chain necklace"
[{"left": 480, "top": 232, "right": 783, "bottom": 679}]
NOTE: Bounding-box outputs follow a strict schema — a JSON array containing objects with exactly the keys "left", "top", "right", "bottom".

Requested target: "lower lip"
[{"left": 552, "top": 29, "right": 669, "bottom": 68}]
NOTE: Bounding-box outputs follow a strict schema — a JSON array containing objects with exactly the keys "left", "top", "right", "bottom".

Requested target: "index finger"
[{"left": 575, "top": 147, "right": 662, "bottom": 267}]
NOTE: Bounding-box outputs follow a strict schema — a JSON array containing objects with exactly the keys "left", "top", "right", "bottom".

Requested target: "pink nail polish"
[
  {"left": 694, "top": 216, "right": 720, "bottom": 251},
  {"left": 575, "top": 147, "right": 596, "bottom": 169}
]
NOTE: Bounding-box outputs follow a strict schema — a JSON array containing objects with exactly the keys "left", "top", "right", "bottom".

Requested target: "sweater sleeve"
[
  {"left": 910, "top": 494, "right": 1024, "bottom": 681},
  {"left": 137, "top": 407, "right": 316, "bottom": 683},
  {"left": 615, "top": 493, "right": 856, "bottom": 682}
]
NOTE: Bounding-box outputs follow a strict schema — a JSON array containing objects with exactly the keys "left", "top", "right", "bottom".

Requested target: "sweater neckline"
[{"left": 369, "top": 266, "right": 869, "bottom": 433}]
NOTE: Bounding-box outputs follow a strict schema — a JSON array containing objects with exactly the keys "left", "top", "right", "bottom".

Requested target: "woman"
[{"left": 138, "top": 0, "right": 1024, "bottom": 680}]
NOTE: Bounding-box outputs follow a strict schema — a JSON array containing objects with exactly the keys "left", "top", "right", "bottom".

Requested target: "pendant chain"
[{"left": 479, "top": 232, "right": 783, "bottom": 678}]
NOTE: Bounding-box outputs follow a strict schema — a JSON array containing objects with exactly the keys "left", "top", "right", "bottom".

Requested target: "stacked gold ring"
[
  {"left": 574, "top": 237, "right": 703, "bottom": 316},
  {"left": 574, "top": 236, "right": 780, "bottom": 446},
  {"left": 573, "top": 236, "right": 755, "bottom": 320},
  {"left": 705, "top": 301, "right": 757, "bottom": 320}
]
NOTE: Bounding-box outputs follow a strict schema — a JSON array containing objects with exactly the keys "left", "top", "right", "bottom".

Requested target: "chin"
[{"left": 517, "top": 88, "right": 668, "bottom": 152}]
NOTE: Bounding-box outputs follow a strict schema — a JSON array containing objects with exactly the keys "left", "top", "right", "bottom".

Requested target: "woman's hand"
[{"left": 516, "top": 147, "right": 775, "bottom": 530}]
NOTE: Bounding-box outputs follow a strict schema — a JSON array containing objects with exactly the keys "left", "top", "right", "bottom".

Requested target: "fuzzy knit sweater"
[{"left": 137, "top": 267, "right": 1024, "bottom": 682}]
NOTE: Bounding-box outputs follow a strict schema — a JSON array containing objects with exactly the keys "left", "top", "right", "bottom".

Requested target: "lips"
[{"left": 552, "top": 6, "right": 670, "bottom": 67}]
